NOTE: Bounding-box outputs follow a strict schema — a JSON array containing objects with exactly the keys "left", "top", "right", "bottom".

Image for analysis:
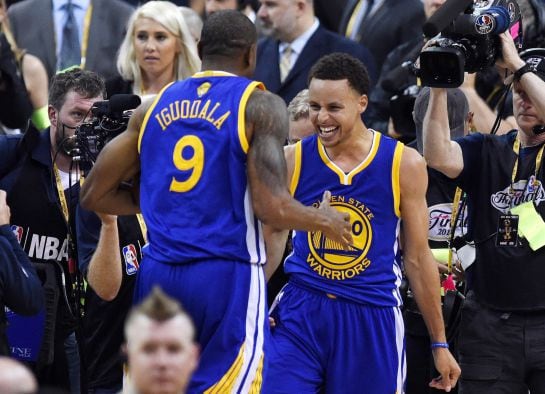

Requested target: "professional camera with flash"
[{"left": 419, "top": 0, "right": 522, "bottom": 88}]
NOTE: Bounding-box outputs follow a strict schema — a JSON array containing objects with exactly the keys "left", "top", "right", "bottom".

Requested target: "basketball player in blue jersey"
[
  {"left": 80, "top": 10, "right": 353, "bottom": 393},
  {"left": 263, "top": 53, "right": 461, "bottom": 394}
]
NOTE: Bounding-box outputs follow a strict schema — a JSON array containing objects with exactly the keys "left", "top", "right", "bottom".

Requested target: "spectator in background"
[
  {"left": 287, "top": 88, "right": 313, "bottom": 144},
  {"left": 8, "top": 0, "right": 134, "bottom": 81},
  {"left": 0, "top": 0, "right": 48, "bottom": 131},
  {"left": 366, "top": 0, "right": 444, "bottom": 141},
  {"left": 407, "top": 87, "right": 470, "bottom": 394},
  {"left": 108, "top": 0, "right": 201, "bottom": 98},
  {"left": 0, "top": 68, "right": 106, "bottom": 393},
  {"left": 76, "top": 209, "right": 146, "bottom": 393},
  {"left": 0, "top": 356, "right": 38, "bottom": 394},
  {"left": 123, "top": 287, "right": 199, "bottom": 394},
  {"left": 179, "top": 6, "right": 203, "bottom": 43},
  {"left": 313, "top": 0, "right": 348, "bottom": 32},
  {"left": 339, "top": 0, "right": 425, "bottom": 74},
  {"left": 0, "top": 189, "right": 43, "bottom": 357},
  {"left": 205, "top": 0, "right": 258, "bottom": 22},
  {"left": 254, "top": 0, "right": 377, "bottom": 106}
]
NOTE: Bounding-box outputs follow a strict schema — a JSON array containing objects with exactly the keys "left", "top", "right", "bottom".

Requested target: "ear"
[
  {"left": 358, "top": 94, "right": 368, "bottom": 114},
  {"left": 244, "top": 44, "right": 257, "bottom": 74},
  {"left": 48, "top": 105, "right": 57, "bottom": 128},
  {"left": 197, "top": 40, "right": 203, "bottom": 60}
]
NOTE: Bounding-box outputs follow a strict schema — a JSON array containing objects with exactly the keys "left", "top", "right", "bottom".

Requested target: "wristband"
[
  {"left": 430, "top": 342, "right": 449, "bottom": 349},
  {"left": 513, "top": 63, "right": 533, "bottom": 82}
]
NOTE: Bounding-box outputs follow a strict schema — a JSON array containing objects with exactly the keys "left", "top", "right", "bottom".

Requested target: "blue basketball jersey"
[
  {"left": 138, "top": 72, "right": 266, "bottom": 265},
  {"left": 286, "top": 132, "right": 404, "bottom": 306}
]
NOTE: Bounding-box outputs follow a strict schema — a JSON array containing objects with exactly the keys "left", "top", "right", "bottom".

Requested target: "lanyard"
[
  {"left": 510, "top": 135, "right": 545, "bottom": 194},
  {"left": 447, "top": 187, "right": 463, "bottom": 274},
  {"left": 79, "top": 3, "right": 93, "bottom": 70},
  {"left": 53, "top": 163, "right": 71, "bottom": 224},
  {"left": 136, "top": 213, "right": 148, "bottom": 243}
]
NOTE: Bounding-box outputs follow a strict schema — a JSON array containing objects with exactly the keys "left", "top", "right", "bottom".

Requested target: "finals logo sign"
[{"left": 306, "top": 197, "right": 373, "bottom": 280}]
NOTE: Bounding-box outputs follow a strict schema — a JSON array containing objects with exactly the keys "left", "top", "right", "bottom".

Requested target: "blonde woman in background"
[
  {"left": 107, "top": 0, "right": 201, "bottom": 99},
  {"left": 0, "top": 0, "right": 48, "bottom": 131}
]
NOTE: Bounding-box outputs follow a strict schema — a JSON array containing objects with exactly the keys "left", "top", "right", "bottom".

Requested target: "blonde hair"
[{"left": 116, "top": 1, "right": 201, "bottom": 95}]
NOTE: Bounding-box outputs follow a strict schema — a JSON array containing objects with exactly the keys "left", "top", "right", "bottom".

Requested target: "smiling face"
[
  {"left": 308, "top": 78, "right": 367, "bottom": 149},
  {"left": 134, "top": 17, "right": 180, "bottom": 79}
]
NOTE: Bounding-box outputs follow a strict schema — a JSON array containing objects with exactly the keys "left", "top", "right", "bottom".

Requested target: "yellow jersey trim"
[
  {"left": 289, "top": 141, "right": 302, "bottom": 196},
  {"left": 137, "top": 82, "right": 174, "bottom": 153},
  {"left": 204, "top": 343, "right": 245, "bottom": 394},
  {"left": 193, "top": 70, "right": 238, "bottom": 78},
  {"left": 317, "top": 131, "right": 381, "bottom": 185},
  {"left": 392, "top": 142, "right": 403, "bottom": 218},
  {"left": 238, "top": 81, "right": 265, "bottom": 154}
]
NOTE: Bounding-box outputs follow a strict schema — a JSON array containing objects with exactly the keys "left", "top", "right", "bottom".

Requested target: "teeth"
[{"left": 320, "top": 126, "right": 336, "bottom": 132}]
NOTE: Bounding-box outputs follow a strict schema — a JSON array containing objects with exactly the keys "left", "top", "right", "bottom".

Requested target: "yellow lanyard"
[
  {"left": 136, "top": 213, "right": 148, "bottom": 243},
  {"left": 447, "top": 187, "right": 463, "bottom": 274},
  {"left": 345, "top": 0, "right": 364, "bottom": 38},
  {"left": 510, "top": 135, "right": 545, "bottom": 194},
  {"left": 53, "top": 163, "right": 71, "bottom": 224},
  {"left": 79, "top": 3, "right": 93, "bottom": 70}
]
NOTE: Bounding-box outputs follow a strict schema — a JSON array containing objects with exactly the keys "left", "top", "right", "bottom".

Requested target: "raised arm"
[
  {"left": 246, "top": 89, "right": 352, "bottom": 247},
  {"left": 76, "top": 207, "right": 122, "bottom": 301},
  {"left": 399, "top": 148, "right": 460, "bottom": 391},
  {"left": 80, "top": 99, "right": 153, "bottom": 215},
  {"left": 422, "top": 87, "right": 464, "bottom": 178}
]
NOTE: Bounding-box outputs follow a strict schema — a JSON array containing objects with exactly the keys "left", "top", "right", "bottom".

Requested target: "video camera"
[
  {"left": 68, "top": 94, "right": 141, "bottom": 173},
  {"left": 419, "top": 0, "right": 522, "bottom": 88}
]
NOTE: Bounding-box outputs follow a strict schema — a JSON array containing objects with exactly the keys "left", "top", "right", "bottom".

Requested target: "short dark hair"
[
  {"left": 49, "top": 68, "right": 106, "bottom": 110},
  {"left": 308, "top": 53, "right": 370, "bottom": 96},
  {"left": 199, "top": 10, "right": 256, "bottom": 59}
]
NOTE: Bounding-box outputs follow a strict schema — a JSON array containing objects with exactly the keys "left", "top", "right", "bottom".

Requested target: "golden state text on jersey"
[
  {"left": 138, "top": 72, "right": 266, "bottom": 264},
  {"left": 285, "top": 132, "right": 405, "bottom": 307}
]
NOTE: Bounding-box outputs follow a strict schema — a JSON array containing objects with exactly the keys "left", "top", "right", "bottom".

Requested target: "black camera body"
[
  {"left": 70, "top": 94, "right": 141, "bottom": 173},
  {"left": 420, "top": 0, "right": 522, "bottom": 88}
]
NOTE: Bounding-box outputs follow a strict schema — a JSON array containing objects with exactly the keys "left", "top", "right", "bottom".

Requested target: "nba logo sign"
[
  {"left": 11, "top": 225, "right": 23, "bottom": 243},
  {"left": 123, "top": 244, "right": 139, "bottom": 275}
]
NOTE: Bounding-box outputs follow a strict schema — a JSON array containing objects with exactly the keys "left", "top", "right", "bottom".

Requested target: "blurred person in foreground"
[{"left": 123, "top": 287, "right": 198, "bottom": 394}]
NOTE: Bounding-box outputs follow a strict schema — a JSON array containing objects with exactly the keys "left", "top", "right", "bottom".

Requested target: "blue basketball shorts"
[
  {"left": 134, "top": 256, "right": 269, "bottom": 393},
  {"left": 264, "top": 281, "right": 406, "bottom": 394}
]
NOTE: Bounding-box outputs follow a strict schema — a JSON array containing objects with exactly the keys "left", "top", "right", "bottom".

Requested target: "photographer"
[
  {"left": 422, "top": 32, "right": 545, "bottom": 392},
  {"left": 0, "top": 68, "right": 106, "bottom": 393}
]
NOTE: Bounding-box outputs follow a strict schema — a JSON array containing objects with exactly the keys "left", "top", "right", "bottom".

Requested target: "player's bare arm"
[
  {"left": 400, "top": 147, "right": 461, "bottom": 392},
  {"left": 80, "top": 98, "right": 154, "bottom": 215},
  {"left": 246, "top": 89, "right": 353, "bottom": 247}
]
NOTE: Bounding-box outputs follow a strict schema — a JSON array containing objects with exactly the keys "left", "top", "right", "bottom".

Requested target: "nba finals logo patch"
[
  {"left": 11, "top": 225, "right": 23, "bottom": 243},
  {"left": 306, "top": 197, "right": 373, "bottom": 280},
  {"left": 197, "top": 82, "right": 211, "bottom": 97},
  {"left": 123, "top": 244, "right": 139, "bottom": 275}
]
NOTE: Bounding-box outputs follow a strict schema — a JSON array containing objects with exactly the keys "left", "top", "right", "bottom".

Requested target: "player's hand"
[
  {"left": 318, "top": 190, "right": 353, "bottom": 247},
  {"left": 429, "top": 347, "right": 461, "bottom": 392}
]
